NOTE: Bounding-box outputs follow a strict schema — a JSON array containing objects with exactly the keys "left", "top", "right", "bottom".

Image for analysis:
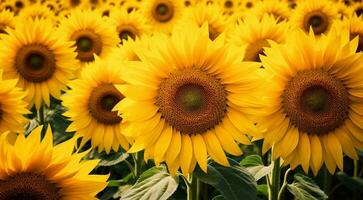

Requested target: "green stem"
[
  {"left": 187, "top": 174, "right": 201, "bottom": 200},
  {"left": 133, "top": 151, "right": 143, "bottom": 180},
  {"left": 37, "top": 104, "right": 48, "bottom": 136},
  {"left": 269, "top": 158, "right": 281, "bottom": 200},
  {"left": 278, "top": 168, "right": 292, "bottom": 200},
  {"left": 354, "top": 160, "right": 358, "bottom": 177}
]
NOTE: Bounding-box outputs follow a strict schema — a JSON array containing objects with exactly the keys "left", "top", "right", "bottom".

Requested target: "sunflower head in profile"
[
  {"left": 290, "top": 0, "right": 339, "bottom": 35},
  {"left": 0, "top": 9, "right": 15, "bottom": 35},
  {"left": 62, "top": 57, "right": 130, "bottom": 154},
  {"left": 256, "top": 29, "right": 363, "bottom": 175},
  {"left": 114, "top": 24, "right": 261, "bottom": 175},
  {"left": 0, "top": 70, "right": 29, "bottom": 134},
  {"left": 58, "top": 9, "right": 119, "bottom": 68},
  {"left": 0, "top": 19, "right": 79, "bottom": 110},
  {"left": 141, "top": 0, "right": 184, "bottom": 33},
  {"left": 109, "top": 10, "right": 150, "bottom": 45},
  {"left": 0, "top": 126, "right": 109, "bottom": 199},
  {"left": 176, "top": 2, "right": 228, "bottom": 41},
  {"left": 227, "top": 14, "right": 289, "bottom": 63},
  {"left": 249, "top": 0, "right": 291, "bottom": 22}
]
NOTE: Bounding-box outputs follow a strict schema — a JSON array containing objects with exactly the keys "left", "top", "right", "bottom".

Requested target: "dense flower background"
[{"left": 0, "top": 0, "right": 363, "bottom": 199}]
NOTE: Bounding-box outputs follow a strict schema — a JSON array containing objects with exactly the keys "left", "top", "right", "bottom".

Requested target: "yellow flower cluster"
[{"left": 0, "top": 0, "right": 363, "bottom": 198}]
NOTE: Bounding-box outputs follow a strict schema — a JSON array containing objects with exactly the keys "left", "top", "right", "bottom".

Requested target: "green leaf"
[
  {"left": 247, "top": 164, "right": 274, "bottom": 182},
  {"left": 240, "top": 155, "right": 273, "bottom": 181},
  {"left": 194, "top": 159, "right": 257, "bottom": 200},
  {"left": 99, "top": 153, "right": 129, "bottom": 166},
  {"left": 287, "top": 174, "right": 328, "bottom": 200},
  {"left": 257, "top": 184, "right": 268, "bottom": 198},
  {"left": 212, "top": 195, "right": 224, "bottom": 200},
  {"left": 240, "top": 155, "right": 263, "bottom": 167},
  {"left": 337, "top": 171, "right": 363, "bottom": 191},
  {"left": 120, "top": 166, "right": 179, "bottom": 200}
]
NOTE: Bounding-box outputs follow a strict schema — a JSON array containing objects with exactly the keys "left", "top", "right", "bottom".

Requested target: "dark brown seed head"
[
  {"left": 88, "top": 84, "right": 123, "bottom": 125},
  {"left": 71, "top": 29, "right": 102, "bottom": 62},
  {"left": 303, "top": 11, "right": 329, "bottom": 35},
  {"left": 0, "top": 173, "right": 61, "bottom": 200},
  {"left": 156, "top": 68, "right": 227, "bottom": 135},
  {"left": 152, "top": 0, "right": 174, "bottom": 23},
  {"left": 15, "top": 44, "right": 56, "bottom": 83},
  {"left": 282, "top": 69, "right": 349, "bottom": 135}
]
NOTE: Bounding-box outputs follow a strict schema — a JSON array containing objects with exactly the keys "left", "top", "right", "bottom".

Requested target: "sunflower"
[
  {"left": 249, "top": 0, "right": 291, "bottom": 21},
  {"left": 0, "top": 19, "right": 79, "bottom": 110},
  {"left": 62, "top": 57, "right": 130, "bottom": 154},
  {"left": 0, "top": 71, "right": 29, "bottom": 134},
  {"left": 177, "top": 2, "right": 228, "bottom": 40},
  {"left": 335, "top": 1, "right": 353, "bottom": 19},
  {"left": 114, "top": 24, "right": 260, "bottom": 175},
  {"left": 256, "top": 29, "right": 363, "bottom": 175},
  {"left": 109, "top": 10, "right": 149, "bottom": 45},
  {"left": 122, "top": 0, "right": 141, "bottom": 13},
  {"left": 227, "top": 14, "right": 289, "bottom": 62},
  {"left": 352, "top": 2, "right": 363, "bottom": 17},
  {"left": 0, "top": 9, "right": 15, "bottom": 35},
  {"left": 58, "top": 9, "right": 119, "bottom": 68},
  {"left": 337, "top": 15, "right": 363, "bottom": 52},
  {"left": 241, "top": 0, "right": 256, "bottom": 10},
  {"left": 0, "top": 126, "right": 109, "bottom": 199},
  {"left": 141, "top": 0, "right": 184, "bottom": 33},
  {"left": 17, "top": 3, "right": 56, "bottom": 22},
  {"left": 61, "top": 0, "right": 83, "bottom": 9},
  {"left": 290, "top": 0, "right": 339, "bottom": 35},
  {"left": 108, "top": 37, "right": 150, "bottom": 61}
]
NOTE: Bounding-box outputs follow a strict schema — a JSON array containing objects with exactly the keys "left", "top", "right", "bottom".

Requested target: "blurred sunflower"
[
  {"left": 58, "top": 9, "right": 119, "bottom": 67},
  {"left": 290, "top": 0, "right": 339, "bottom": 35},
  {"left": 109, "top": 10, "right": 149, "bottom": 45},
  {"left": 62, "top": 57, "right": 130, "bottom": 154},
  {"left": 257, "top": 29, "right": 363, "bottom": 175},
  {"left": 0, "top": 71, "right": 29, "bottom": 134},
  {"left": 0, "top": 19, "right": 79, "bottom": 109},
  {"left": 352, "top": 2, "right": 363, "bottom": 17},
  {"left": 123, "top": 0, "right": 141, "bottom": 13},
  {"left": 0, "top": 9, "right": 15, "bottom": 34},
  {"left": 227, "top": 14, "right": 289, "bottom": 62},
  {"left": 17, "top": 3, "right": 56, "bottom": 22},
  {"left": 61, "top": 0, "right": 83, "bottom": 9},
  {"left": 250, "top": 0, "right": 290, "bottom": 21},
  {"left": 335, "top": 1, "right": 353, "bottom": 19},
  {"left": 114, "top": 24, "right": 259, "bottom": 175},
  {"left": 108, "top": 37, "right": 150, "bottom": 61},
  {"left": 177, "top": 2, "right": 228, "bottom": 40},
  {"left": 141, "top": 0, "right": 184, "bottom": 33},
  {"left": 0, "top": 126, "right": 109, "bottom": 199},
  {"left": 339, "top": 15, "right": 363, "bottom": 52}
]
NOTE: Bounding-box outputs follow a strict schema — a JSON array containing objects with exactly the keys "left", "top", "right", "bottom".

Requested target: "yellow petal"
[
  {"left": 203, "top": 131, "right": 229, "bottom": 166},
  {"left": 191, "top": 134, "right": 208, "bottom": 172},
  {"left": 180, "top": 134, "right": 193, "bottom": 175}
]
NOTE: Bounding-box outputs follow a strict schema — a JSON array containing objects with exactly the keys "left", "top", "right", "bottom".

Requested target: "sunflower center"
[
  {"left": 0, "top": 173, "right": 61, "bottom": 200},
  {"left": 71, "top": 29, "right": 102, "bottom": 62},
  {"left": 152, "top": 0, "right": 174, "bottom": 22},
  {"left": 71, "top": 0, "right": 81, "bottom": 7},
  {"left": 224, "top": 0, "right": 233, "bottom": 8},
  {"left": 118, "top": 25, "right": 138, "bottom": 44},
  {"left": 302, "top": 87, "right": 328, "bottom": 112},
  {"left": 282, "top": 70, "right": 349, "bottom": 135},
  {"left": 244, "top": 39, "right": 269, "bottom": 62},
  {"left": 176, "top": 85, "right": 204, "bottom": 111},
  {"left": 15, "top": 44, "right": 56, "bottom": 83},
  {"left": 89, "top": 84, "right": 123, "bottom": 125},
  {"left": 157, "top": 68, "right": 227, "bottom": 135},
  {"left": 304, "top": 11, "right": 329, "bottom": 35},
  {"left": 355, "top": 8, "right": 363, "bottom": 17}
]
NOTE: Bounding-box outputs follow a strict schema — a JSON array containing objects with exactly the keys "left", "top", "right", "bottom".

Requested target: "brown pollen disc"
[
  {"left": 118, "top": 25, "right": 139, "bottom": 44},
  {"left": 89, "top": 84, "right": 123, "bottom": 125},
  {"left": 156, "top": 68, "right": 227, "bottom": 135},
  {"left": 151, "top": 0, "right": 174, "bottom": 23},
  {"left": 71, "top": 29, "right": 102, "bottom": 62},
  {"left": 303, "top": 11, "right": 329, "bottom": 35},
  {"left": 282, "top": 69, "right": 349, "bottom": 135},
  {"left": 15, "top": 44, "right": 56, "bottom": 83},
  {"left": 0, "top": 172, "right": 61, "bottom": 200},
  {"left": 244, "top": 39, "right": 270, "bottom": 62}
]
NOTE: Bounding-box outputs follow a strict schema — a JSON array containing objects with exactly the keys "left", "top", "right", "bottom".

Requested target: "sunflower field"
[{"left": 1, "top": 0, "right": 363, "bottom": 199}]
